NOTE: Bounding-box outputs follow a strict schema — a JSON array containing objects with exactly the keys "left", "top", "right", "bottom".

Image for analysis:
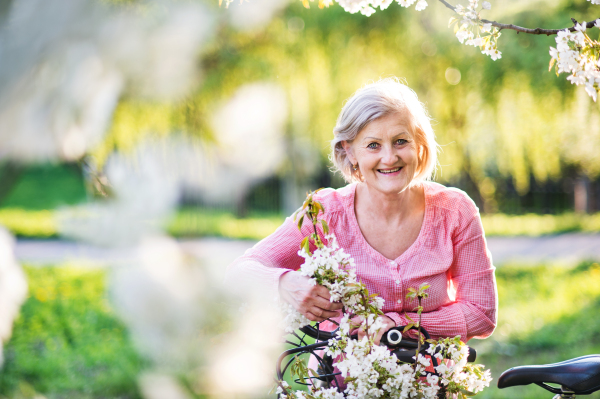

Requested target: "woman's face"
[{"left": 342, "top": 112, "right": 419, "bottom": 196}]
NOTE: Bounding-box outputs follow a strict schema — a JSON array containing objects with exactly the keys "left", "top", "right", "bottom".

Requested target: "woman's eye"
[
  {"left": 367, "top": 142, "right": 379, "bottom": 149},
  {"left": 395, "top": 139, "right": 408, "bottom": 145}
]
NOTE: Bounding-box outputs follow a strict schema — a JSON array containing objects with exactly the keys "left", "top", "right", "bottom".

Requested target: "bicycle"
[
  {"left": 498, "top": 354, "right": 600, "bottom": 398},
  {"left": 276, "top": 322, "right": 476, "bottom": 398},
  {"left": 277, "top": 323, "right": 600, "bottom": 398}
]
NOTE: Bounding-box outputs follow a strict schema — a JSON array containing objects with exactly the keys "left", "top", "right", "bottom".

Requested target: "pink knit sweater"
[{"left": 227, "top": 182, "right": 497, "bottom": 342}]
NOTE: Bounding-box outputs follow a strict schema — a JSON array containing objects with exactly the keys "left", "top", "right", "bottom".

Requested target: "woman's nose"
[{"left": 381, "top": 145, "right": 397, "bottom": 164}]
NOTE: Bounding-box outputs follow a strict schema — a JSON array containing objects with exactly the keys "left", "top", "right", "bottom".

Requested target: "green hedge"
[{"left": 0, "top": 266, "right": 146, "bottom": 399}]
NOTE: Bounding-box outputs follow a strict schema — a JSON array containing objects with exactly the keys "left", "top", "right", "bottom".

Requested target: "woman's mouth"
[{"left": 378, "top": 167, "right": 402, "bottom": 174}]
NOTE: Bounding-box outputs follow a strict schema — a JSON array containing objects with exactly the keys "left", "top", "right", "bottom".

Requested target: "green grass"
[
  {"left": 2, "top": 207, "right": 600, "bottom": 240},
  {"left": 0, "top": 209, "right": 57, "bottom": 238},
  {"left": 167, "top": 208, "right": 284, "bottom": 240},
  {"left": 470, "top": 260, "right": 600, "bottom": 399},
  {"left": 0, "top": 266, "right": 146, "bottom": 399},
  {"left": 481, "top": 212, "right": 600, "bottom": 237}
]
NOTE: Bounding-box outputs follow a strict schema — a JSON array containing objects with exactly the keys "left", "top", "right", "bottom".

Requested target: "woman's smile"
[{"left": 377, "top": 166, "right": 403, "bottom": 175}]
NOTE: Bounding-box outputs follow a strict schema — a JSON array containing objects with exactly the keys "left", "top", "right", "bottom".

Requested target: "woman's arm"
[
  {"left": 225, "top": 215, "right": 307, "bottom": 298},
  {"left": 225, "top": 209, "right": 343, "bottom": 319}
]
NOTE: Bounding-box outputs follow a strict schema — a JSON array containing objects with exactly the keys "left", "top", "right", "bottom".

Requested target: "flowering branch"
[
  {"left": 438, "top": 0, "right": 599, "bottom": 35},
  {"left": 300, "top": 0, "right": 600, "bottom": 100}
]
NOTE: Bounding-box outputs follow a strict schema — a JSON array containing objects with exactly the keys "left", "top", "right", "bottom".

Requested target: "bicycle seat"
[{"left": 498, "top": 355, "right": 600, "bottom": 395}]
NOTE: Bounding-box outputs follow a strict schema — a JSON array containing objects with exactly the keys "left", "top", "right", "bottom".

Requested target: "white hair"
[{"left": 330, "top": 77, "right": 438, "bottom": 184}]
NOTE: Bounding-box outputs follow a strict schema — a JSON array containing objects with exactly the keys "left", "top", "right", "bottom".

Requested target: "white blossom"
[
  {"left": 549, "top": 28, "right": 600, "bottom": 101},
  {"left": 415, "top": 0, "right": 428, "bottom": 11}
]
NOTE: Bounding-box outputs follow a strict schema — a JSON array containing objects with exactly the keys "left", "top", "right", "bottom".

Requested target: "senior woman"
[{"left": 227, "top": 77, "right": 497, "bottom": 345}]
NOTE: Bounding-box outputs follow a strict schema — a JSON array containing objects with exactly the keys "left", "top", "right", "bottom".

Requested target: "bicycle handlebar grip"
[
  {"left": 467, "top": 346, "right": 477, "bottom": 362},
  {"left": 386, "top": 329, "right": 402, "bottom": 345}
]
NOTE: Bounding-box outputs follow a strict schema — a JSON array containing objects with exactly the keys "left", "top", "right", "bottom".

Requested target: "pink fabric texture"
[{"left": 227, "top": 181, "right": 497, "bottom": 342}]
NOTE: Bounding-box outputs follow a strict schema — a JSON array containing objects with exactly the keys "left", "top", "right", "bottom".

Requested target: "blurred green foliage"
[
  {"left": 92, "top": 0, "right": 600, "bottom": 213},
  {"left": 0, "top": 266, "right": 146, "bottom": 399},
  {"left": 472, "top": 260, "right": 600, "bottom": 398}
]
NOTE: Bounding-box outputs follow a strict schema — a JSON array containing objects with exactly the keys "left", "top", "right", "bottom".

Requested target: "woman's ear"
[{"left": 341, "top": 141, "right": 356, "bottom": 165}]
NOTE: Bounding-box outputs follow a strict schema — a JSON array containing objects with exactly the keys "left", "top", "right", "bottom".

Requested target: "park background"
[{"left": 0, "top": 0, "right": 600, "bottom": 398}]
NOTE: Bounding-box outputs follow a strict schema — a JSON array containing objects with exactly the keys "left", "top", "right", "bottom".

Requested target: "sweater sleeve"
[
  {"left": 385, "top": 197, "right": 497, "bottom": 342},
  {"left": 225, "top": 210, "right": 322, "bottom": 299}
]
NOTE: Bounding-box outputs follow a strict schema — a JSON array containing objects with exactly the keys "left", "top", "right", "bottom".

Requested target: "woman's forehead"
[{"left": 357, "top": 112, "right": 413, "bottom": 139}]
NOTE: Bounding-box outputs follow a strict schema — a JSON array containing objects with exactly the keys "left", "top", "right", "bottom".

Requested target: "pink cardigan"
[{"left": 227, "top": 182, "right": 497, "bottom": 342}]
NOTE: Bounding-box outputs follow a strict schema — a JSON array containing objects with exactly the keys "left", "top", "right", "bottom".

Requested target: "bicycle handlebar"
[{"left": 298, "top": 324, "right": 476, "bottom": 362}]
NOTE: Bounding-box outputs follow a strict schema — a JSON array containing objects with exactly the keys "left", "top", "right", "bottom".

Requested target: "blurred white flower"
[
  {"left": 0, "top": 228, "right": 28, "bottom": 367},
  {"left": 0, "top": 0, "right": 213, "bottom": 162},
  {"left": 227, "top": 0, "right": 292, "bottom": 31},
  {"left": 111, "top": 235, "right": 282, "bottom": 397},
  {"left": 186, "top": 82, "right": 288, "bottom": 206},
  {"left": 206, "top": 304, "right": 281, "bottom": 397},
  {"left": 139, "top": 373, "right": 193, "bottom": 399},
  {"left": 57, "top": 139, "right": 188, "bottom": 247}
]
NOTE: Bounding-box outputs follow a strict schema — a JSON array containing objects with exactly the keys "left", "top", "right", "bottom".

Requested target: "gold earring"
[{"left": 352, "top": 164, "right": 358, "bottom": 171}]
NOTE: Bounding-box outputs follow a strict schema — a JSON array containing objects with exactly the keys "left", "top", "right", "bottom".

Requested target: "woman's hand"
[
  {"left": 350, "top": 315, "right": 396, "bottom": 345},
  {"left": 279, "top": 271, "right": 343, "bottom": 322}
]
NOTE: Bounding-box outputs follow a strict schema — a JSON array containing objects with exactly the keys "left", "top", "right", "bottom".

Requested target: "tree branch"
[{"left": 437, "top": 0, "right": 599, "bottom": 36}]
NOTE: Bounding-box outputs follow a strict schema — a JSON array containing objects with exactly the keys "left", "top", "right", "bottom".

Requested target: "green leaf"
[
  {"left": 301, "top": 237, "right": 309, "bottom": 251},
  {"left": 320, "top": 219, "right": 329, "bottom": 235},
  {"left": 303, "top": 238, "right": 311, "bottom": 255},
  {"left": 297, "top": 215, "right": 305, "bottom": 231}
]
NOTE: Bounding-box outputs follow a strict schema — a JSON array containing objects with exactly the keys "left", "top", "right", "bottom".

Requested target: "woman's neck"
[{"left": 355, "top": 182, "right": 425, "bottom": 224}]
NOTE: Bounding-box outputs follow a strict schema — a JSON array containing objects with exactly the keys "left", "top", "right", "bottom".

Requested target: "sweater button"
[
  {"left": 397, "top": 299, "right": 402, "bottom": 304},
  {"left": 395, "top": 280, "right": 400, "bottom": 285},
  {"left": 390, "top": 261, "right": 397, "bottom": 266}
]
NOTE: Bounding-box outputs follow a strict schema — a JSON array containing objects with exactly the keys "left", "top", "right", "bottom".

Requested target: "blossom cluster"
[
  {"left": 426, "top": 336, "right": 492, "bottom": 395},
  {"left": 451, "top": 1, "right": 502, "bottom": 60},
  {"left": 282, "top": 234, "right": 380, "bottom": 332},
  {"left": 549, "top": 21, "right": 600, "bottom": 101},
  {"left": 335, "top": 0, "right": 427, "bottom": 17},
  {"left": 279, "top": 229, "right": 492, "bottom": 398}
]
